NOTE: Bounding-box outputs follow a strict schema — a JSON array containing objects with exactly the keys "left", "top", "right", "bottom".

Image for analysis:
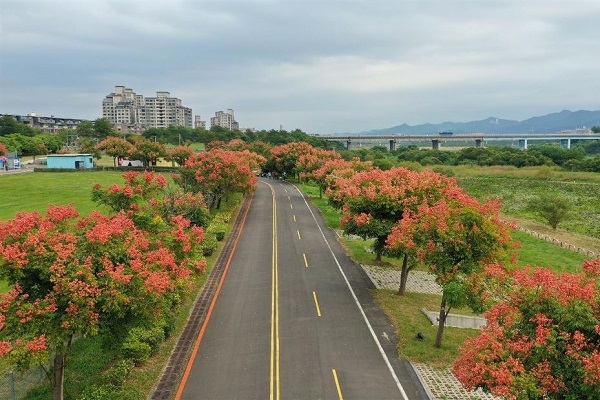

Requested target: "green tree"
[
  {"left": 92, "top": 118, "right": 116, "bottom": 141},
  {"left": 76, "top": 121, "right": 95, "bottom": 138},
  {"left": 528, "top": 194, "right": 572, "bottom": 230},
  {"left": 0, "top": 115, "right": 38, "bottom": 137},
  {"left": 36, "top": 133, "right": 64, "bottom": 154},
  {"left": 0, "top": 115, "right": 21, "bottom": 136}
]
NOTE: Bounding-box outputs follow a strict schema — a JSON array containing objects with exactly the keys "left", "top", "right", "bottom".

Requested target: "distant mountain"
[{"left": 345, "top": 110, "right": 600, "bottom": 135}]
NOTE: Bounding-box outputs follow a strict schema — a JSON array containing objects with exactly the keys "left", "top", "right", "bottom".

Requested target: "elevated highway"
[{"left": 319, "top": 132, "right": 600, "bottom": 150}]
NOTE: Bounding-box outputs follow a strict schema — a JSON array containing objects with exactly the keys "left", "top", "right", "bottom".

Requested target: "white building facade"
[
  {"left": 194, "top": 115, "right": 206, "bottom": 129},
  {"left": 102, "top": 86, "right": 192, "bottom": 132},
  {"left": 210, "top": 109, "right": 239, "bottom": 130}
]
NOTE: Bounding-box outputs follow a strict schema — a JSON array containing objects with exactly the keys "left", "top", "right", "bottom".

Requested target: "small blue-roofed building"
[{"left": 46, "top": 154, "right": 95, "bottom": 169}]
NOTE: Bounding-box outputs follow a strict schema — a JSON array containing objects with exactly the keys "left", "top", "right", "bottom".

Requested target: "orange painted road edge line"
[{"left": 174, "top": 192, "right": 254, "bottom": 400}]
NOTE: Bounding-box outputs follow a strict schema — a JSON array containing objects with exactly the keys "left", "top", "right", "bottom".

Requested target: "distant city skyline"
[{"left": 2, "top": 1, "right": 600, "bottom": 134}]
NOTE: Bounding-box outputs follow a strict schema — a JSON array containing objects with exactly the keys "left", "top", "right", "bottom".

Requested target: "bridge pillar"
[
  {"left": 432, "top": 139, "right": 440, "bottom": 150},
  {"left": 475, "top": 139, "right": 484, "bottom": 148},
  {"left": 560, "top": 139, "right": 571, "bottom": 149},
  {"left": 518, "top": 139, "right": 528, "bottom": 150},
  {"left": 389, "top": 139, "right": 396, "bottom": 151},
  {"left": 346, "top": 139, "right": 352, "bottom": 150}
]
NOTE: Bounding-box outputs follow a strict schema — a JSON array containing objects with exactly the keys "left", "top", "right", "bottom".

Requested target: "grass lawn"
[
  {"left": 371, "top": 290, "right": 480, "bottom": 367},
  {"left": 0, "top": 171, "right": 127, "bottom": 220},
  {"left": 513, "top": 230, "right": 590, "bottom": 272}
]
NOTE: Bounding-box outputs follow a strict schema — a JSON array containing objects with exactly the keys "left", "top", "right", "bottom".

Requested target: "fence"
[
  {"left": 518, "top": 227, "right": 597, "bottom": 258},
  {"left": 0, "top": 367, "right": 46, "bottom": 400}
]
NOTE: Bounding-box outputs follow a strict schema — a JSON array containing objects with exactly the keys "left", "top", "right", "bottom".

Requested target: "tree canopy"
[{"left": 453, "top": 261, "right": 600, "bottom": 399}]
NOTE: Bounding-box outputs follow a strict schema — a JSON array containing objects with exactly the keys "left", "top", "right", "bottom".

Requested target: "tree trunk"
[
  {"left": 52, "top": 352, "right": 66, "bottom": 400},
  {"left": 374, "top": 236, "right": 386, "bottom": 263},
  {"left": 397, "top": 253, "right": 409, "bottom": 295},
  {"left": 434, "top": 295, "right": 447, "bottom": 348},
  {"left": 375, "top": 250, "right": 382, "bottom": 262}
]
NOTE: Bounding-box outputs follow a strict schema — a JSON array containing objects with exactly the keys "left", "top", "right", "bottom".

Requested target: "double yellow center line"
[
  {"left": 270, "top": 183, "right": 344, "bottom": 400},
  {"left": 270, "top": 185, "right": 280, "bottom": 400}
]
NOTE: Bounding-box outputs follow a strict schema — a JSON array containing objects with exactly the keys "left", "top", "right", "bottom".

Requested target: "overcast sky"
[{"left": 1, "top": 0, "right": 600, "bottom": 134}]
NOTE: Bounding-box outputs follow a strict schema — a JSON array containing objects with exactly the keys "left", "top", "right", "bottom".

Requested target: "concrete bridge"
[{"left": 319, "top": 132, "right": 600, "bottom": 151}]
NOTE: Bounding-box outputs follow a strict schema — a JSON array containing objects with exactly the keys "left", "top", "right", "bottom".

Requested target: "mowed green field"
[{"left": 0, "top": 171, "right": 128, "bottom": 221}]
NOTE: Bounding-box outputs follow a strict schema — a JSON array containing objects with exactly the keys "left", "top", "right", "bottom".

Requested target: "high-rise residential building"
[
  {"left": 210, "top": 109, "right": 239, "bottom": 130},
  {"left": 102, "top": 86, "right": 192, "bottom": 132},
  {"left": 194, "top": 115, "right": 206, "bottom": 129}
]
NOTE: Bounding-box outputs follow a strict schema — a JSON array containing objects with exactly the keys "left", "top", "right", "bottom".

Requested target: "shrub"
[
  {"left": 121, "top": 326, "right": 165, "bottom": 365},
  {"left": 79, "top": 383, "right": 145, "bottom": 400},
  {"left": 202, "top": 233, "right": 218, "bottom": 256},
  {"left": 208, "top": 222, "right": 227, "bottom": 241},
  {"left": 431, "top": 166, "right": 455, "bottom": 177},
  {"left": 79, "top": 384, "right": 116, "bottom": 400},
  {"left": 121, "top": 340, "right": 152, "bottom": 365},
  {"left": 102, "top": 359, "right": 135, "bottom": 386}
]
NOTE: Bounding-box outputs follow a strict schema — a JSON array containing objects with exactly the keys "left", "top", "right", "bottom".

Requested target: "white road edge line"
[{"left": 292, "top": 184, "right": 410, "bottom": 400}]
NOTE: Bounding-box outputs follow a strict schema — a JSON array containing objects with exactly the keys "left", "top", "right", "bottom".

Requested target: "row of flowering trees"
[
  {"left": 0, "top": 138, "right": 265, "bottom": 399},
  {"left": 297, "top": 148, "right": 517, "bottom": 349},
  {"left": 95, "top": 136, "right": 195, "bottom": 168},
  {"left": 291, "top": 142, "right": 600, "bottom": 399},
  {"left": 0, "top": 172, "right": 209, "bottom": 398},
  {"left": 1, "top": 137, "right": 599, "bottom": 399}
]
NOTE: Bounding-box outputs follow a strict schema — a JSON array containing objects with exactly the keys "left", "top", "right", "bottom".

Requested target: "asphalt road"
[{"left": 177, "top": 179, "right": 428, "bottom": 400}]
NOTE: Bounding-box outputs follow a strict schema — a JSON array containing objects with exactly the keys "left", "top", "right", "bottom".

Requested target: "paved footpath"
[{"left": 361, "top": 265, "right": 501, "bottom": 400}]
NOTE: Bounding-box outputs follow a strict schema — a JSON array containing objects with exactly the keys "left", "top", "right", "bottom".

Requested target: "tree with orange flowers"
[
  {"left": 297, "top": 149, "right": 344, "bottom": 197},
  {"left": 0, "top": 204, "right": 205, "bottom": 399},
  {"left": 96, "top": 137, "right": 134, "bottom": 167},
  {"left": 178, "top": 149, "right": 265, "bottom": 211},
  {"left": 0, "top": 142, "right": 7, "bottom": 169},
  {"left": 130, "top": 138, "right": 167, "bottom": 167},
  {"left": 453, "top": 261, "right": 600, "bottom": 400},
  {"left": 166, "top": 145, "right": 195, "bottom": 166},
  {"left": 268, "top": 141, "right": 316, "bottom": 178},
  {"left": 329, "top": 167, "right": 457, "bottom": 266},
  {"left": 386, "top": 192, "right": 516, "bottom": 348},
  {"left": 311, "top": 157, "right": 373, "bottom": 199}
]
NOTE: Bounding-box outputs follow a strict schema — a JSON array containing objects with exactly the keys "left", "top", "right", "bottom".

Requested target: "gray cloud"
[{"left": 2, "top": 0, "right": 600, "bottom": 133}]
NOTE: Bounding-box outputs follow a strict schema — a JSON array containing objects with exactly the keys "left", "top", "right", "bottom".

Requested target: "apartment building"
[
  {"left": 102, "top": 86, "right": 192, "bottom": 132},
  {"left": 194, "top": 115, "right": 207, "bottom": 129},
  {"left": 210, "top": 109, "right": 239, "bottom": 130},
  {"left": 1, "top": 113, "right": 85, "bottom": 133}
]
